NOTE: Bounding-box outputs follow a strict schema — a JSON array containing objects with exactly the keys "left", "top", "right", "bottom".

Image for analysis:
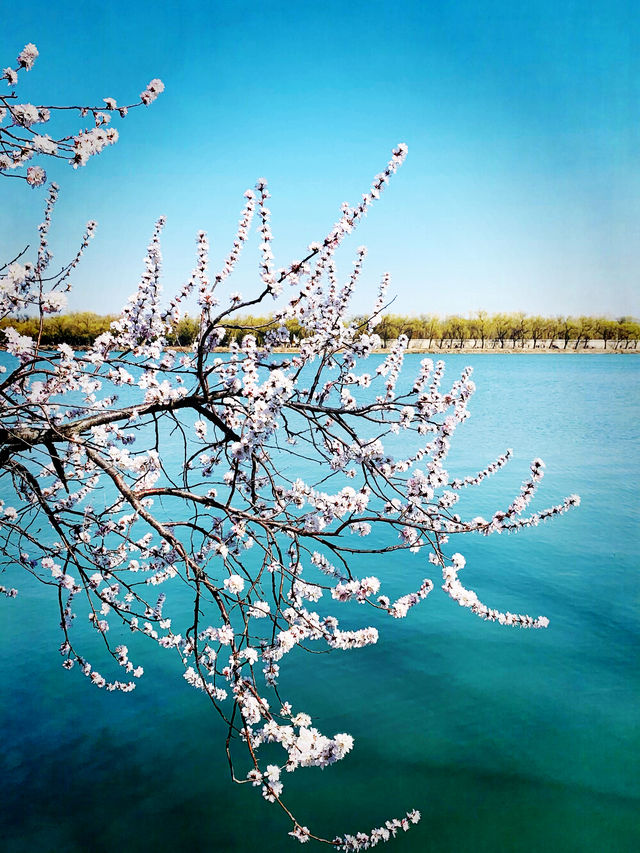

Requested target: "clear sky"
[{"left": 2, "top": 0, "right": 638, "bottom": 318}]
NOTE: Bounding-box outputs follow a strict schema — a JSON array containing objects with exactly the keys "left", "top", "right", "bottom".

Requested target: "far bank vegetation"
[{"left": 1, "top": 310, "right": 639, "bottom": 350}]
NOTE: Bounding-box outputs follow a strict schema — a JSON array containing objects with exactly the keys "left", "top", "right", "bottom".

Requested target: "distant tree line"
[
  {"left": 0, "top": 312, "right": 117, "bottom": 348},
  {"left": 1, "top": 311, "right": 639, "bottom": 349},
  {"left": 0, "top": 312, "right": 308, "bottom": 349},
  {"left": 367, "top": 312, "right": 640, "bottom": 349}
]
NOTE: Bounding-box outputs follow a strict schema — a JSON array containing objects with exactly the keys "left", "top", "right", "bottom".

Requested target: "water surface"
[{"left": 1, "top": 354, "right": 638, "bottom": 852}]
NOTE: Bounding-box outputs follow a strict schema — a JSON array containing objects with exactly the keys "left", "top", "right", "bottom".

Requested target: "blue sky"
[{"left": 2, "top": 0, "right": 638, "bottom": 318}]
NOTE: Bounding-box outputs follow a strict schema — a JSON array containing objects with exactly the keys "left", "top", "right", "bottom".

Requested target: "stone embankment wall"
[{"left": 403, "top": 339, "right": 635, "bottom": 351}]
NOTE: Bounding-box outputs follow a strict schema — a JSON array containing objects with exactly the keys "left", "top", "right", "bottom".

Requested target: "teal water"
[{"left": 1, "top": 354, "right": 638, "bottom": 852}]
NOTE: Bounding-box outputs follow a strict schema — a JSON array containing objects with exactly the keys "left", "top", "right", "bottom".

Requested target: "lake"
[{"left": 1, "top": 353, "right": 638, "bottom": 852}]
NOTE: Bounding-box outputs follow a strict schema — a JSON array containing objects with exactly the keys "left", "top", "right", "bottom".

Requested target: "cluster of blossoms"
[
  {"left": 140, "top": 78, "right": 164, "bottom": 105},
  {"left": 441, "top": 553, "right": 549, "bottom": 627},
  {"left": 450, "top": 448, "right": 513, "bottom": 489},
  {"left": 0, "top": 182, "right": 96, "bottom": 323},
  {"left": 0, "top": 138, "right": 580, "bottom": 849},
  {"left": 335, "top": 810, "right": 421, "bottom": 851},
  {"left": 1, "top": 42, "right": 163, "bottom": 185}
]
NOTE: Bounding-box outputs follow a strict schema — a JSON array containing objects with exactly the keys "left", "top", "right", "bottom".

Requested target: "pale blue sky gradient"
[{"left": 2, "top": 1, "right": 638, "bottom": 317}]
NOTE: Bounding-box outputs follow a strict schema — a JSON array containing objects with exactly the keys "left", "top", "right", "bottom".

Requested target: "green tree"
[
  {"left": 529, "top": 315, "right": 549, "bottom": 349},
  {"left": 421, "top": 314, "right": 441, "bottom": 348},
  {"left": 442, "top": 315, "right": 466, "bottom": 348},
  {"left": 509, "top": 312, "right": 528, "bottom": 349},
  {"left": 374, "top": 315, "right": 401, "bottom": 346},
  {"left": 170, "top": 315, "right": 199, "bottom": 346},
  {"left": 492, "top": 313, "right": 511, "bottom": 349},
  {"left": 614, "top": 317, "right": 640, "bottom": 350},
  {"left": 595, "top": 317, "right": 617, "bottom": 350},
  {"left": 557, "top": 316, "right": 578, "bottom": 350},
  {"left": 469, "top": 310, "right": 492, "bottom": 348},
  {"left": 575, "top": 316, "right": 595, "bottom": 350}
]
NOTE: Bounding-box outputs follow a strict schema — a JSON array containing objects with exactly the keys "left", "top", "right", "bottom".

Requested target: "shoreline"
[
  {"left": 10, "top": 344, "right": 636, "bottom": 355},
  {"left": 199, "top": 345, "right": 639, "bottom": 355}
]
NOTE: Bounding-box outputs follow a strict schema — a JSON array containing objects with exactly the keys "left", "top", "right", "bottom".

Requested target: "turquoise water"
[{"left": 1, "top": 354, "right": 638, "bottom": 852}]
